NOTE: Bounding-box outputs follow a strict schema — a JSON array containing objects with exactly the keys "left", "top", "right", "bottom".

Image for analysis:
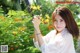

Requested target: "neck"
[
  {"left": 56, "top": 31, "right": 61, "bottom": 34},
  {"left": 56, "top": 28, "right": 67, "bottom": 35}
]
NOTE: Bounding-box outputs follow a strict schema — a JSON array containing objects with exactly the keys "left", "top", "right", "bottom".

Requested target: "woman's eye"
[{"left": 60, "top": 19, "right": 63, "bottom": 22}]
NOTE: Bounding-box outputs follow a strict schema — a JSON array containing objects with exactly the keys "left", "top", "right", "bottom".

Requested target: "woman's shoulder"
[
  {"left": 45, "top": 30, "right": 56, "bottom": 37},
  {"left": 62, "top": 28, "right": 73, "bottom": 38},
  {"left": 64, "top": 31, "right": 73, "bottom": 40},
  {"left": 49, "top": 30, "right": 56, "bottom": 34}
]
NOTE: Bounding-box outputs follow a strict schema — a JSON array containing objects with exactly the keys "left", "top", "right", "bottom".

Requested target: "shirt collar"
[{"left": 55, "top": 28, "right": 68, "bottom": 36}]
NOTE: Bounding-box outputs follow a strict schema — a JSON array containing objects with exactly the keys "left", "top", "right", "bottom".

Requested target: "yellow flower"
[
  {"left": 37, "top": 5, "right": 40, "bottom": 10},
  {"left": 18, "top": 26, "right": 26, "bottom": 31},
  {"left": 48, "top": 24, "right": 53, "bottom": 30},
  {"left": 30, "top": 5, "right": 33, "bottom": 9},
  {"left": 0, "top": 16, "right": 5, "bottom": 20},
  {"left": 12, "top": 31, "right": 18, "bottom": 35},
  {"left": 31, "top": 5, "right": 37, "bottom": 10},
  {"left": 29, "top": 34, "right": 34, "bottom": 38},
  {"left": 10, "top": 47, "right": 14, "bottom": 50},
  {"left": 44, "top": 19, "right": 49, "bottom": 24},
  {"left": 41, "top": 18, "right": 44, "bottom": 24},
  {"left": 45, "top": 14, "right": 50, "bottom": 19},
  {"left": 14, "top": 18, "right": 22, "bottom": 22}
]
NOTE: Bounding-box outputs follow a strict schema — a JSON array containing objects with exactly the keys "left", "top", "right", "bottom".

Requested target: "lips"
[{"left": 57, "top": 27, "right": 62, "bottom": 28}]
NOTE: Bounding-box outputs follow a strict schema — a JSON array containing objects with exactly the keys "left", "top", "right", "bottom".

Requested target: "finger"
[
  {"left": 32, "top": 17, "right": 36, "bottom": 21},
  {"left": 37, "top": 16, "right": 40, "bottom": 19},
  {"left": 34, "top": 15, "right": 37, "bottom": 19},
  {"left": 33, "top": 15, "right": 41, "bottom": 21},
  {"left": 34, "top": 15, "right": 40, "bottom": 19},
  {"left": 32, "top": 21, "right": 34, "bottom": 24}
]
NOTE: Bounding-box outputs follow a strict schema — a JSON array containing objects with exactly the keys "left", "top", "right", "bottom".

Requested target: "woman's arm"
[
  {"left": 34, "top": 28, "right": 44, "bottom": 47},
  {"left": 32, "top": 15, "right": 44, "bottom": 47},
  {"left": 33, "top": 30, "right": 38, "bottom": 42}
]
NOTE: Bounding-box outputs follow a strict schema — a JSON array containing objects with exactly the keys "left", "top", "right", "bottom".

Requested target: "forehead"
[{"left": 55, "top": 14, "right": 63, "bottom": 20}]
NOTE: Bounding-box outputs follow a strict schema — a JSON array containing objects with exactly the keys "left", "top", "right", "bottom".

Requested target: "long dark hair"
[{"left": 52, "top": 6, "right": 79, "bottom": 39}]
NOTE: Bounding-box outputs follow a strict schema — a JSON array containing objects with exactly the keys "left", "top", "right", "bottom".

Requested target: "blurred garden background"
[{"left": 0, "top": 0, "right": 80, "bottom": 53}]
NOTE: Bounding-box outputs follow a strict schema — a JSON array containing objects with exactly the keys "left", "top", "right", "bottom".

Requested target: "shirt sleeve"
[
  {"left": 40, "top": 35, "right": 65, "bottom": 53},
  {"left": 33, "top": 39, "right": 41, "bottom": 50},
  {"left": 33, "top": 30, "right": 55, "bottom": 50},
  {"left": 40, "top": 33, "right": 76, "bottom": 53},
  {"left": 43, "top": 30, "right": 56, "bottom": 44}
]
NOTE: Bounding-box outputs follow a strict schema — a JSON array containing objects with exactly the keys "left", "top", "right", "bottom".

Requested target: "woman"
[{"left": 32, "top": 6, "right": 79, "bottom": 53}]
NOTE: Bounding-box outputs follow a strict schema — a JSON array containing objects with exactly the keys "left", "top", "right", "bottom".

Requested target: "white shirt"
[{"left": 33, "top": 28, "right": 76, "bottom": 53}]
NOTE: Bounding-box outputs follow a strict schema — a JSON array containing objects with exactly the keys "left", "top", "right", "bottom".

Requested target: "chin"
[{"left": 56, "top": 28, "right": 63, "bottom": 32}]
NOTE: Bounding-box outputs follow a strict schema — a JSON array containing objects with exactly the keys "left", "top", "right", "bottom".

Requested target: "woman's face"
[{"left": 53, "top": 14, "right": 66, "bottom": 33}]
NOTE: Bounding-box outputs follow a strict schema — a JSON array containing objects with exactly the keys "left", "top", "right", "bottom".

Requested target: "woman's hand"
[{"left": 32, "top": 15, "right": 41, "bottom": 31}]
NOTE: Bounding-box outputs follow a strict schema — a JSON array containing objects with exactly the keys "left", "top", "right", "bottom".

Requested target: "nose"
[
  {"left": 57, "top": 21, "right": 61, "bottom": 26},
  {"left": 57, "top": 21, "right": 60, "bottom": 24}
]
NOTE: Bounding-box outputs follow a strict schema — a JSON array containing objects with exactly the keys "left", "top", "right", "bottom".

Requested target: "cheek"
[
  {"left": 53, "top": 22, "right": 57, "bottom": 27},
  {"left": 61, "top": 22, "right": 66, "bottom": 27},
  {"left": 53, "top": 21, "right": 66, "bottom": 28},
  {"left": 53, "top": 22, "right": 58, "bottom": 29}
]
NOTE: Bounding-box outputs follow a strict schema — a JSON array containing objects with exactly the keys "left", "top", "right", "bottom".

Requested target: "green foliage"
[
  {"left": 0, "top": 7, "right": 4, "bottom": 16},
  {"left": 7, "top": 10, "right": 26, "bottom": 17},
  {"left": 0, "top": 14, "right": 36, "bottom": 53}
]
